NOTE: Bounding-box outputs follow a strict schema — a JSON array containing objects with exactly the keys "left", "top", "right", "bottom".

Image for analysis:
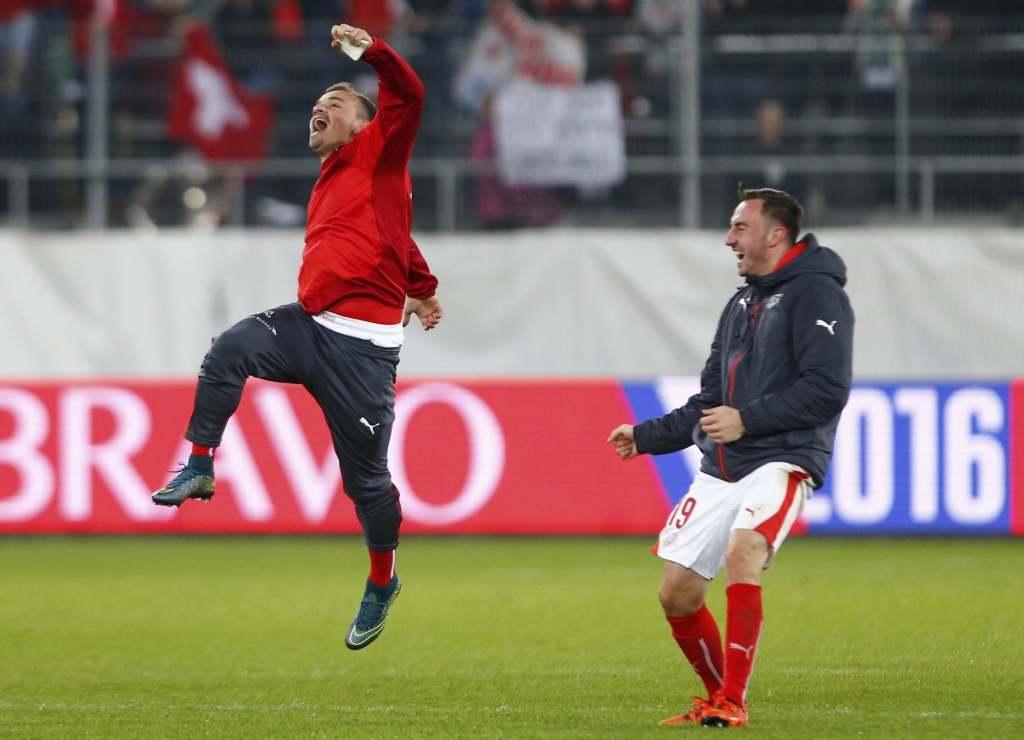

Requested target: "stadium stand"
[{"left": 1, "top": 0, "right": 1023, "bottom": 229}]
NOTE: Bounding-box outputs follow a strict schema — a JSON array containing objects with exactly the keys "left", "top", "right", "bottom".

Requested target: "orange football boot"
[
  {"left": 659, "top": 696, "right": 713, "bottom": 725},
  {"left": 701, "top": 696, "right": 749, "bottom": 727}
]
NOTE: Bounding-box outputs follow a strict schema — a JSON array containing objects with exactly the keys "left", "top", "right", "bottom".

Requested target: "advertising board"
[
  {"left": 1, "top": 378, "right": 1020, "bottom": 535},
  {"left": 626, "top": 378, "right": 1021, "bottom": 535}
]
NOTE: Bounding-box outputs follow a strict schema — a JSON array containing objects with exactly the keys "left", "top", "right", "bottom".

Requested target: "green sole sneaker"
[
  {"left": 345, "top": 577, "right": 401, "bottom": 650},
  {"left": 152, "top": 467, "right": 215, "bottom": 507}
]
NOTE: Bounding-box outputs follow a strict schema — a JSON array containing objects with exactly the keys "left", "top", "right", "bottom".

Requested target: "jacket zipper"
[
  {"left": 717, "top": 350, "right": 746, "bottom": 483},
  {"left": 727, "top": 351, "right": 745, "bottom": 406},
  {"left": 717, "top": 293, "right": 764, "bottom": 482}
]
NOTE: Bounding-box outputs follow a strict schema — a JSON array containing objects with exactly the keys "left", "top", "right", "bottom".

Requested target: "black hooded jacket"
[{"left": 633, "top": 234, "right": 854, "bottom": 488}]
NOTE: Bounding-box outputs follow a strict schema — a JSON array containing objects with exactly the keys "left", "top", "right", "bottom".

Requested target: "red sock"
[
  {"left": 666, "top": 604, "right": 724, "bottom": 699},
  {"left": 720, "top": 583, "right": 763, "bottom": 705},
  {"left": 367, "top": 549, "right": 395, "bottom": 587},
  {"left": 192, "top": 444, "right": 214, "bottom": 457}
]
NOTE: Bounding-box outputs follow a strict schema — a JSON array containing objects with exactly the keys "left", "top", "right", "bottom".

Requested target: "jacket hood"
[{"left": 746, "top": 233, "right": 847, "bottom": 290}]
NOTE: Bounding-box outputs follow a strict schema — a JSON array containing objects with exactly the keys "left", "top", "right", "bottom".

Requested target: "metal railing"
[
  {"left": 9, "top": 153, "right": 1024, "bottom": 230},
  {"left": 3, "top": 5, "right": 1024, "bottom": 230}
]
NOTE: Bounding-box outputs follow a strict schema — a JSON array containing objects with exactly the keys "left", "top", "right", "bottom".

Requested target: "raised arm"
[{"left": 331, "top": 26, "right": 424, "bottom": 156}]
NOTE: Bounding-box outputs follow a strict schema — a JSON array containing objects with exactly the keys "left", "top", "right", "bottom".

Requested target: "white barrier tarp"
[{"left": 0, "top": 227, "right": 1021, "bottom": 379}]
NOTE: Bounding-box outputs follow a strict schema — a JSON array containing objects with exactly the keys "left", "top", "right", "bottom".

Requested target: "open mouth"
[{"left": 311, "top": 116, "right": 328, "bottom": 135}]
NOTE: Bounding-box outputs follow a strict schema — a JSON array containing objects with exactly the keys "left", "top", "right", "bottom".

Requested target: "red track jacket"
[{"left": 298, "top": 39, "right": 438, "bottom": 324}]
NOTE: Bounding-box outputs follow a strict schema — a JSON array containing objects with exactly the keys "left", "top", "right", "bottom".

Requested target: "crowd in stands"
[{"left": 1, "top": 0, "right": 1022, "bottom": 227}]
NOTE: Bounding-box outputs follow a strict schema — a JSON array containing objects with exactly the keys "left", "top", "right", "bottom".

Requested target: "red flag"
[{"left": 166, "top": 24, "right": 275, "bottom": 161}]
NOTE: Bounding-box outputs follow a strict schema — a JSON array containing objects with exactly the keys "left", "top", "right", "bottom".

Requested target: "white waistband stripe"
[{"left": 312, "top": 311, "right": 404, "bottom": 348}]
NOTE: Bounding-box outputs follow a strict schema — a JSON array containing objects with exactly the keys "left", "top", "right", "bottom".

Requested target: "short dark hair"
[
  {"left": 737, "top": 187, "right": 804, "bottom": 244},
  {"left": 324, "top": 82, "right": 378, "bottom": 121}
]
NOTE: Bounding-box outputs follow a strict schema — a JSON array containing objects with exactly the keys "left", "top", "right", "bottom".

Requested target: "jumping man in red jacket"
[{"left": 152, "top": 25, "right": 442, "bottom": 651}]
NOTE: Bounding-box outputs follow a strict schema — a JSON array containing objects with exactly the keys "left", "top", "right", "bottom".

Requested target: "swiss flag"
[{"left": 166, "top": 24, "right": 275, "bottom": 161}]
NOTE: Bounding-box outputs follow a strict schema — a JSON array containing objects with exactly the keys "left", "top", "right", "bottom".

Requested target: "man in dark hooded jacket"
[{"left": 608, "top": 188, "right": 853, "bottom": 728}]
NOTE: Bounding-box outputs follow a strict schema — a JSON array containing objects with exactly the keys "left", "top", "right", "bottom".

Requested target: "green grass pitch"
[{"left": 1, "top": 536, "right": 1022, "bottom": 739}]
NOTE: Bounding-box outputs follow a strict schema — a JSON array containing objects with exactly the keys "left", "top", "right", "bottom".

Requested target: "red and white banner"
[
  {"left": 0, "top": 379, "right": 670, "bottom": 534},
  {"left": 495, "top": 80, "right": 625, "bottom": 188},
  {"left": 166, "top": 24, "right": 275, "bottom": 161},
  {"left": 454, "top": 1, "right": 585, "bottom": 111}
]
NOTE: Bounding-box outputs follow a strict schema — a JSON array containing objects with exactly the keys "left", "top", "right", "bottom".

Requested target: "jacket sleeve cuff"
[
  {"left": 362, "top": 38, "right": 384, "bottom": 59},
  {"left": 633, "top": 422, "right": 653, "bottom": 455},
  {"left": 407, "top": 276, "right": 438, "bottom": 299},
  {"left": 739, "top": 399, "right": 771, "bottom": 437}
]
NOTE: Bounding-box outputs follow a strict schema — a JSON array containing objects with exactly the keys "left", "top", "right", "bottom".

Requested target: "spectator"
[
  {"left": 468, "top": 91, "right": 562, "bottom": 228},
  {"left": 0, "top": 1, "right": 34, "bottom": 117},
  {"left": 844, "top": 1, "right": 916, "bottom": 90},
  {"left": 923, "top": 1, "right": 1015, "bottom": 42},
  {"left": 635, "top": 0, "right": 681, "bottom": 34},
  {"left": 627, "top": 0, "right": 684, "bottom": 131},
  {"left": 706, "top": 99, "right": 806, "bottom": 225},
  {"left": 752, "top": 99, "right": 793, "bottom": 186},
  {"left": 455, "top": 0, "right": 585, "bottom": 111}
]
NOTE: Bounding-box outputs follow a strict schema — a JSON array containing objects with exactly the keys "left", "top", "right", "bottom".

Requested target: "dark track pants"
[{"left": 186, "top": 303, "right": 402, "bottom": 551}]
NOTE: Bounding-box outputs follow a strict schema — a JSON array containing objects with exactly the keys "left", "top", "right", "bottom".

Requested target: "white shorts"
[{"left": 655, "top": 462, "right": 811, "bottom": 580}]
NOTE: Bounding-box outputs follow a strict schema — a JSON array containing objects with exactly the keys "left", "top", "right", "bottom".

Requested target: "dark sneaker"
[
  {"left": 152, "top": 455, "right": 215, "bottom": 507},
  {"left": 345, "top": 576, "right": 401, "bottom": 650}
]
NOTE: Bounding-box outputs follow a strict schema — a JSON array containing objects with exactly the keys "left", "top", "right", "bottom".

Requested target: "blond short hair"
[{"left": 324, "top": 82, "right": 378, "bottom": 121}]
